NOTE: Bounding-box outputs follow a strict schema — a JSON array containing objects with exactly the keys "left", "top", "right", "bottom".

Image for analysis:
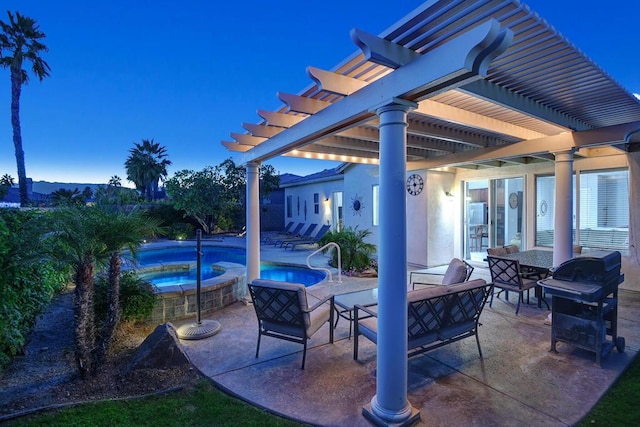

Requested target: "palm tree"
[
  {"left": 48, "top": 207, "right": 106, "bottom": 378},
  {"left": 125, "top": 139, "right": 171, "bottom": 201},
  {"left": 0, "top": 173, "right": 14, "bottom": 199},
  {"left": 0, "top": 11, "right": 50, "bottom": 206},
  {"left": 47, "top": 206, "right": 162, "bottom": 377},
  {"left": 50, "top": 188, "right": 85, "bottom": 206},
  {"left": 92, "top": 208, "right": 162, "bottom": 366}
]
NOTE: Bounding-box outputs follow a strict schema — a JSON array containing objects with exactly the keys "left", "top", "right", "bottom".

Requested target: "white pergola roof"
[{"left": 222, "top": 0, "right": 640, "bottom": 170}]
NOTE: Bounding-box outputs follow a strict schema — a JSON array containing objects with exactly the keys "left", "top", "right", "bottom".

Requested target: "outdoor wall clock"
[{"left": 406, "top": 174, "right": 424, "bottom": 196}]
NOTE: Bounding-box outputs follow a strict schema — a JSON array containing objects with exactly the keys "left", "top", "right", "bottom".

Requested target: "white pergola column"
[
  {"left": 553, "top": 150, "right": 575, "bottom": 266},
  {"left": 364, "top": 100, "right": 419, "bottom": 426},
  {"left": 245, "top": 162, "right": 261, "bottom": 293}
]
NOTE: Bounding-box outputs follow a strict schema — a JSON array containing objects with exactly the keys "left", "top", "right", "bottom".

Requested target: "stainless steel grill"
[{"left": 539, "top": 250, "right": 625, "bottom": 366}]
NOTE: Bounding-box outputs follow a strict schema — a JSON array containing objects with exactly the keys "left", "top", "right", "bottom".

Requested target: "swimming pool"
[{"left": 130, "top": 244, "right": 325, "bottom": 287}]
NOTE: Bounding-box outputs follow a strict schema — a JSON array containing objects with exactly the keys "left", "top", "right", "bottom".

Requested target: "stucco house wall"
[{"left": 282, "top": 175, "right": 343, "bottom": 233}]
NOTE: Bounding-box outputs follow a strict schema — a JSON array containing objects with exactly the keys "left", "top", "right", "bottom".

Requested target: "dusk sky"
[{"left": 0, "top": 1, "right": 638, "bottom": 186}]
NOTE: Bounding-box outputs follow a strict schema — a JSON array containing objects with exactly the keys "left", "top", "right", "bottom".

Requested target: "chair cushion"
[{"left": 442, "top": 258, "right": 468, "bottom": 285}]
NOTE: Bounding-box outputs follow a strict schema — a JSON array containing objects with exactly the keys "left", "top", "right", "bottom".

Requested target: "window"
[
  {"left": 372, "top": 185, "right": 379, "bottom": 226},
  {"left": 578, "top": 169, "right": 628, "bottom": 251},
  {"left": 313, "top": 193, "right": 319, "bottom": 214},
  {"left": 535, "top": 169, "right": 628, "bottom": 252},
  {"left": 286, "top": 195, "right": 293, "bottom": 218}
]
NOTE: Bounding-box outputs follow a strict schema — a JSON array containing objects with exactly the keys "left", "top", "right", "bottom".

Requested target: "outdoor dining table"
[
  {"left": 494, "top": 249, "right": 554, "bottom": 309},
  {"left": 501, "top": 249, "right": 554, "bottom": 272}
]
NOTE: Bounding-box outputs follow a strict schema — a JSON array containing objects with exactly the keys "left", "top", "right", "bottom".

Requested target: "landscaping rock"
[{"left": 126, "top": 323, "right": 191, "bottom": 373}]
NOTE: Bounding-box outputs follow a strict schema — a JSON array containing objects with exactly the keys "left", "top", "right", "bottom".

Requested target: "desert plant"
[{"left": 318, "top": 226, "right": 377, "bottom": 274}]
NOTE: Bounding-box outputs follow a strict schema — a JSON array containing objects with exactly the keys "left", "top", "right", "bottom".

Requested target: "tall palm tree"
[
  {"left": 0, "top": 11, "right": 50, "bottom": 206},
  {"left": 125, "top": 139, "right": 171, "bottom": 201}
]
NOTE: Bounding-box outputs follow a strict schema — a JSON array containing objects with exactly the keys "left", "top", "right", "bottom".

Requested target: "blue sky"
[{"left": 0, "top": 0, "right": 638, "bottom": 185}]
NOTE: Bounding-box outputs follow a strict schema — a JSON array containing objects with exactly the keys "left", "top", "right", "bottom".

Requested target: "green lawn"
[
  {"left": 6, "top": 380, "right": 305, "bottom": 427},
  {"left": 7, "top": 354, "right": 639, "bottom": 427},
  {"left": 576, "top": 352, "right": 640, "bottom": 426}
]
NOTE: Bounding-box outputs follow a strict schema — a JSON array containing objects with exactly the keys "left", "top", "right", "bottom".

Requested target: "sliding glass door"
[{"left": 464, "top": 176, "right": 524, "bottom": 262}]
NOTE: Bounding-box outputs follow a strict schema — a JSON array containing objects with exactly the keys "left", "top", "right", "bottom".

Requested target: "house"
[{"left": 220, "top": 1, "right": 640, "bottom": 425}]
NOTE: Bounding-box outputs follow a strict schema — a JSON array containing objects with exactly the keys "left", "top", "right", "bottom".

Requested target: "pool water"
[{"left": 131, "top": 245, "right": 325, "bottom": 287}]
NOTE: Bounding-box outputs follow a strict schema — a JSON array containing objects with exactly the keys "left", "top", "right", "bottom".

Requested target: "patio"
[{"left": 177, "top": 239, "right": 640, "bottom": 426}]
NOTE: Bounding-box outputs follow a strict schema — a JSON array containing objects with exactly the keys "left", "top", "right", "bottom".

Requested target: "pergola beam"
[
  {"left": 414, "top": 98, "right": 548, "bottom": 141},
  {"left": 235, "top": 20, "right": 513, "bottom": 165},
  {"left": 256, "top": 110, "right": 307, "bottom": 128},
  {"left": 307, "top": 66, "right": 368, "bottom": 96},
  {"left": 460, "top": 79, "right": 589, "bottom": 131},
  {"left": 412, "top": 121, "right": 640, "bottom": 169}
]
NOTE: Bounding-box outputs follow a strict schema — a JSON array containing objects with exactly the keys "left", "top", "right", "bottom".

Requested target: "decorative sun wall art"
[{"left": 351, "top": 193, "right": 364, "bottom": 216}]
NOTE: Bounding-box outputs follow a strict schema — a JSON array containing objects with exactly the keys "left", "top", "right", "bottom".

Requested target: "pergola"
[{"left": 221, "top": 1, "right": 640, "bottom": 425}]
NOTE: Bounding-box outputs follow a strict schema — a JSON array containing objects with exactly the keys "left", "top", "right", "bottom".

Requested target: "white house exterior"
[{"left": 221, "top": 1, "right": 640, "bottom": 425}]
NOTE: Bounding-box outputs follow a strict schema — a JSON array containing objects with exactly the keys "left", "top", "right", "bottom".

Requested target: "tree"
[
  {"left": 91, "top": 208, "right": 162, "bottom": 366},
  {"left": 0, "top": 173, "right": 14, "bottom": 199},
  {"left": 0, "top": 11, "right": 50, "bottom": 206},
  {"left": 165, "top": 159, "right": 280, "bottom": 234},
  {"left": 124, "top": 139, "right": 171, "bottom": 201},
  {"left": 47, "top": 206, "right": 162, "bottom": 378},
  {"left": 50, "top": 188, "right": 86, "bottom": 207},
  {"left": 165, "top": 166, "right": 227, "bottom": 234},
  {"left": 94, "top": 175, "right": 140, "bottom": 207}
]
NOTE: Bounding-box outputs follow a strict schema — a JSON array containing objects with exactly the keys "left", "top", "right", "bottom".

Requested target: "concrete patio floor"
[{"left": 177, "top": 238, "right": 640, "bottom": 426}]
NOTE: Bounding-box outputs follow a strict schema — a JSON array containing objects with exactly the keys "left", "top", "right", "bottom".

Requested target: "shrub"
[
  {"left": 0, "top": 210, "right": 70, "bottom": 370},
  {"left": 318, "top": 226, "right": 377, "bottom": 274},
  {"left": 94, "top": 271, "right": 157, "bottom": 323}
]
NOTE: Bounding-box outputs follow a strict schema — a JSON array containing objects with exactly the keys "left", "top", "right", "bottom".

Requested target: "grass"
[
  {"left": 7, "top": 354, "right": 640, "bottom": 427},
  {"left": 7, "top": 380, "right": 305, "bottom": 427},
  {"left": 576, "top": 352, "right": 640, "bottom": 426}
]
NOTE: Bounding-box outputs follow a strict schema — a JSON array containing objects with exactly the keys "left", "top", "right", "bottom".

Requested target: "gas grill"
[{"left": 539, "top": 250, "right": 625, "bottom": 366}]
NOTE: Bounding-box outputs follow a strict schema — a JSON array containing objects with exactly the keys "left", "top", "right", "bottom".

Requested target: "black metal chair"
[
  {"left": 487, "top": 256, "right": 538, "bottom": 315},
  {"left": 248, "top": 279, "right": 334, "bottom": 369}
]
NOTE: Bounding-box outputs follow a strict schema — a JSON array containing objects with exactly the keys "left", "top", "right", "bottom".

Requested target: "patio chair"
[
  {"left": 273, "top": 223, "right": 317, "bottom": 247},
  {"left": 469, "top": 225, "right": 484, "bottom": 251},
  {"left": 284, "top": 224, "right": 332, "bottom": 250},
  {"left": 503, "top": 244, "right": 519, "bottom": 254},
  {"left": 487, "top": 256, "right": 538, "bottom": 315},
  {"left": 262, "top": 222, "right": 305, "bottom": 245},
  {"left": 410, "top": 258, "right": 474, "bottom": 290},
  {"left": 487, "top": 247, "right": 507, "bottom": 256},
  {"left": 247, "top": 279, "right": 334, "bottom": 370}
]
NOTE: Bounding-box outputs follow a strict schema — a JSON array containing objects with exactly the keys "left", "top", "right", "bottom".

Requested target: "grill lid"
[{"left": 552, "top": 250, "right": 621, "bottom": 284}]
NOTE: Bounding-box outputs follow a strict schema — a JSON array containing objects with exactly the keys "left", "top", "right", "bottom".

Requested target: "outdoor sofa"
[{"left": 353, "top": 279, "right": 492, "bottom": 360}]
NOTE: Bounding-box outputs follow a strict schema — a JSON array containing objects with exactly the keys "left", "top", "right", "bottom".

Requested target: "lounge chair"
[
  {"left": 284, "top": 224, "right": 332, "bottom": 250},
  {"left": 248, "top": 279, "right": 334, "bottom": 369},
  {"left": 262, "top": 222, "right": 304, "bottom": 245},
  {"left": 260, "top": 221, "right": 294, "bottom": 243},
  {"left": 273, "top": 223, "right": 317, "bottom": 247}
]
